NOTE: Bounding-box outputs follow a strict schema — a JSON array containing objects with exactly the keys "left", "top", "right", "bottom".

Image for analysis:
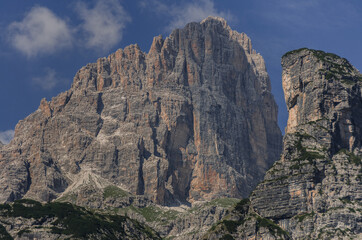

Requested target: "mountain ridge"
[{"left": 0, "top": 16, "right": 282, "bottom": 206}]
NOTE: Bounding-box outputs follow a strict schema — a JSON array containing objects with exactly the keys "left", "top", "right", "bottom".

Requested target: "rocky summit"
[
  {"left": 0, "top": 15, "right": 361, "bottom": 240},
  {"left": 0, "top": 16, "right": 282, "bottom": 206},
  {"left": 205, "top": 48, "right": 362, "bottom": 239}
]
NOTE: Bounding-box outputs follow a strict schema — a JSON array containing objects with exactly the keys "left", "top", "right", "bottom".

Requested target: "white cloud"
[
  {"left": 167, "top": 0, "right": 234, "bottom": 31},
  {"left": 8, "top": 6, "right": 72, "bottom": 57},
  {"left": 140, "top": 0, "right": 234, "bottom": 32},
  {"left": 0, "top": 130, "right": 15, "bottom": 145},
  {"left": 76, "top": 0, "right": 131, "bottom": 51},
  {"left": 32, "top": 68, "right": 60, "bottom": 90}
]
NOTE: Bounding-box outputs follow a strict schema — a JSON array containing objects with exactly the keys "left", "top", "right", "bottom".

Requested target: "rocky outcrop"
[
  {"left": 205, "top": 49, "right": 362, "bottom": 239},
  {"left": 120, "top": 198, "right": 239, "bottom": 240},
  {"left": 0, "top": 17, "right": 281, "bottom": 205}
]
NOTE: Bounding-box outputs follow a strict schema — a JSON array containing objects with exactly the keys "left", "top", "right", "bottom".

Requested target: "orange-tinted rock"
[{"left": 0, "top": 17, "right": 282, "bottom": 205}]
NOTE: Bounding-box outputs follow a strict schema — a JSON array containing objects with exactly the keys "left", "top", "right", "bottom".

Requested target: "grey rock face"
[
  {"left": 0, "top": 17, "right": 282, "bottom": 205},
  {"left": 206, "top": 49, "right": 362, "bottom": 239}
]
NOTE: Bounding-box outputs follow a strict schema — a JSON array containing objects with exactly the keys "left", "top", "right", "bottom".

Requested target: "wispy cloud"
[
  {"left": 0, "top": 130, "right": 14, "bottom": 145},
  {"left": 8, "top": 6, "right": 72, "bottom": 57},
  {"left": 7, "top": 1, "right": 131, "bottom": 57},
  {"left": 32, "top": 68, "right": 61, "bottom": 90},
  {"left": 76, "top": 0, "right": 131, "bottom": 51},
  {"left": 254, "top": 0, "right": 360, "bottom": 31},
  {"left": 141, "top": 0, "right": 234, "bottom": 32}
]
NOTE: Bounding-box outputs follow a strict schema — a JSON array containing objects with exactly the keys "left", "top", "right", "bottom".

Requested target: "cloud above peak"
[
  {"left": 32, "top": 68, "right": 61, "bottom": 90},
  {"left": 76, "top": 0, "right": 131, "bottom": 51},
  {"left": 0, "top": 129, "right": 15, "bottom": 145},
  {"left": 8, "top": 6, "right": 72, "bottom": 57},
  {"left": 7, "top": 1, "right": 131, "bottom": 57},
  {"left": 141, "top": 0, "right": 234, "bottom": 32}
]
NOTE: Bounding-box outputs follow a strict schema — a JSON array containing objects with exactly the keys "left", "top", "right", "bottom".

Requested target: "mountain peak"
[
  {"left": 0, "top": 19, "right": 282, "bottom": 206},
  {"left": 200, "top": 16, "right": 228, "bottom": 25},
  {"left": 282, "top": 48, "right": 362, "bottom": 139}
]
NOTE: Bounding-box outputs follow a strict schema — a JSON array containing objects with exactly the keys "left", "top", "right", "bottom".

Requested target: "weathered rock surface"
[
  {"left": 205, "top": 49, "right": 362, "bottom": 239},
  {"left": 0, "top": 17, "right": 281, "bottom": 205},
  {"left": 119, "top": 198, "right": 239, "bottom": 240}
]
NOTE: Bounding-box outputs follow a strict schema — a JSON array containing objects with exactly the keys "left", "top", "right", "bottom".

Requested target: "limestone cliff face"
[
  {"left": 206, "top": 49, "right": 362, "bottom": 239},
  {"left": 0, "top": 17, "right": 282, "bottom": 205}
]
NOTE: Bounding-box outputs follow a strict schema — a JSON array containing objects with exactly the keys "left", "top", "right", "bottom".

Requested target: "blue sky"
[{"left": 0, "top": 0, "right": 361, "bottom": 143}]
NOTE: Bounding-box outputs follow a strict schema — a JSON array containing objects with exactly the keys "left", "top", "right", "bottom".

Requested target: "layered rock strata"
[
  {"left": 0, "top": 17, "right": 282, "bottom": 205},
  {"left": 206, "top": 48, "right": 362, "bottom": 239}
]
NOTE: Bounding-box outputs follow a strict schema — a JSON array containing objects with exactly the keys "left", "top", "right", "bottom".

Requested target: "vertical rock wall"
[
  {"left": 206, "top": 48, "right": 362, "bottom": 239},
  {"left": 0, "top": 17, "right": 282, "bottom": 205}
]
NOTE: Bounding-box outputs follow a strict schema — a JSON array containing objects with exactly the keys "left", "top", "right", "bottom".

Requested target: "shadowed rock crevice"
[{"left": 137, "top": 140, "right": 145, "bottom": 195}]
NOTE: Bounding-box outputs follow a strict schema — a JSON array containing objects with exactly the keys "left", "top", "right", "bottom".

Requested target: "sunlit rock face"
[{"left": 0, "top": 17, "right": 282, "bottom": 206}]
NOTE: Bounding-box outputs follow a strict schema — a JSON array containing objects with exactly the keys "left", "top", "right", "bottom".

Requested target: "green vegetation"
[
  {"left": 304, "top": 119, "right": 329, "bottom": 132},
  {"left": 55, "top": 192, "right": 77, "bottom": 203},
  {"left": 137, "top": 206, "right": 178, "bottom": 222},
  {"left": 293, "top": 133, "right": 324, "bottom": 164},
  {"left": 341, "top": 78, "right": 356, "bottom": 85},
  {"left": 311, "top": 50, "right": 342, "bottom": 62},
  {"left": 0, "top": 224, "right": 13, "bottom": 240},
  {"left": 119, "top": 205, "right": 180, "bottom": 224},
  {"left": 357, "top": 173, "right": 362, "bottom": 182},
  {"left": 282, "top": 48, "right": 343, "bottom": 61},
  {"left": 282, "top": 48, "right": 309, "bottom": 58},
  {"left": 220, "top": 234, "right": 235, "bottom": 240},
  {"left": 17, "top": 228, "right": 30, "bottom": 237},
  {"left": 256, "top": 216, "right": 289, "bottom": 238},
  {"left": 290, "top": 162, "right": 308, "bottom": 170},
  {"left": 318, "top": 227, "right": 353, "bottom": 239},
  {"left": 261, "top": 175, "right": 290, "bottom": 184},
  {"left": 221, "top": 220, "right": 240, "bottom": 233},
  {"left": 208, "top": 210, "right": 289, "bottom": 239},
  {"left": 203, "top": 198, "right": 240, "bottom": 209},
  {"left": 348, "top": 208, "right": 356, "bottom": 213},
  {"left": 296, "top": 211, "right": 315, "bottom": 222},
  {"left": 0, "top": 199, "right": 160, "bottom": 239},
  {"left": 341, "top": 149, "right": 361, "bottom": 166},
  {"left": 337, "top": 149, "right": 362, "bottom": 182},
  {"left": 283, "top": 48, "right": 360, "bottom": 85},
  {"left": 208, "top": 218, "right": 244, "bottom": 237},
  {"left": 234, "top": 198, "right": 250, "bottom": 213},
  {"left": 313, "top": 50, "right": 357, "bottom": 85},
  {"left": 188, "top": 198, "right": 239, "bottom": 214},
  {"left": 340, "top": 197, "right": 352, "bottom": 204},
  {"left": 103, "top": 185, "right": 129, "bottom": 199}
]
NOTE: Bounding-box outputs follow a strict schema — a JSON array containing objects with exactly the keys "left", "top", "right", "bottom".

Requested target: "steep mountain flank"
[
  {"left": 0, "top": 17, "right": 282, "bottom": 206},
  {"left": 205, "top": 48, "right": 362, "bottom": 239}
]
